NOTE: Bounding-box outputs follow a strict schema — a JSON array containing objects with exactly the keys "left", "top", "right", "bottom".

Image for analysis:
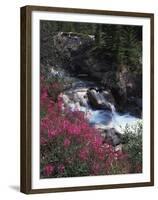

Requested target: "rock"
[
  {"left": 87, "top": 88, "right": 112, "bottom": 111},
  {"left": 52, "top": 32, "right": 94, "bottom": 71},
  {"left": 126, "top": 97, "right": 142, "bottom": 117},
  {"left": 102, "top": 90, "right": 115, "bottom": 105},
  {"left": 104, "top": 128, "right": 122, "bottom": 146},
  {"left": 115, "top": 144, "right": 123, "bottom": 152},
  {"left": 136, "top": 98, "right": 142, "bottom": 109}
]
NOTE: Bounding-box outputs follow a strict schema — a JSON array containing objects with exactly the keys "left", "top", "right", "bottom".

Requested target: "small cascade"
[
  {"left": 51, "top": 67, "right": 139, "bottom": 133},
  {"left": 112, "top": 112, "right": 139, "bottom": 133},
  {"left": 61, "top": 83, "right": 139, "bottom": 133},
  {"left": 109, "top": 103, "right": 116, "bottom": 114}
]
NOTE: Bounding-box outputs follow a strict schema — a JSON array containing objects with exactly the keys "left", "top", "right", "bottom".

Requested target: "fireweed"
[{"left": 40, "top": 76, "right": 130, "bottom": 178}]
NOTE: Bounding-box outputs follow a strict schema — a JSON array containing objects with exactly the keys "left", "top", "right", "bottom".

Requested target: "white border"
[{"left": 32, "top": 11, "right": 151, "bottom": 189}]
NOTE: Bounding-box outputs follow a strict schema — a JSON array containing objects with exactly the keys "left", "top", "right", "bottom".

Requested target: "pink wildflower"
[
  {"left": 79, "top": 148, "right": 89, "bottom": 161},
  {"left": 91, "top": 162, "right": 100, "bottom": 175},
  {"left": 63, "top": 138, "right": 71, "bottom": 148},
  {"left": 43, "top": 164, "right": 54, "bottom": 176}
]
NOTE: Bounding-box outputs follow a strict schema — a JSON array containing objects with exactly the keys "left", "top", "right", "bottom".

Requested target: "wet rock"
[
  {"left": 104, "top": 128, "right": 122, "bottom": 146},
  {"left": 102, "top": 90, "right": 115, "bottom": 106},
  {"left": 87, "top": 88, "right": 112, "bottom": 111},
  {"left": 122, "top": 95, "right": 142, "bottom": 117}
]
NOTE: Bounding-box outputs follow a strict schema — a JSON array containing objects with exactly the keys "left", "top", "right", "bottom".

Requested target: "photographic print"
[
  {"left": 40, "top": 21, "right": 143, "bottom": 178},
  {"left": 20, "top": 6, "right": 154, "bottom": 194}
]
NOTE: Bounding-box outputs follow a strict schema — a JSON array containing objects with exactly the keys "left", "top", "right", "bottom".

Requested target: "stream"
[
  {"left": 52, "top": 67, "right": 140, "bottom": 133},
  {"left": 62, "top": 80, "right": 139, "bottom": 133}
]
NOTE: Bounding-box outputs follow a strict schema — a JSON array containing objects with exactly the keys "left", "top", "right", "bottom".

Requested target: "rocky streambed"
[{"left": 53, "top": 69, "right": 140, "bottom": 147}]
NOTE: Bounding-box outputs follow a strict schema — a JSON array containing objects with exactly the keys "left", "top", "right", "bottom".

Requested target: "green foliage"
[
  {"left": 122, "top": 120, "right": 142, "bottom": 173},
  {"left": 41, "top": 20, "right": 142, "bottom": 73},
  {"left": 40, "top": 134, "right": 90, "bottom": 178},
  {"left": 117, "top": 27, "right": 142, "bottom": 67},
  {"left": 99, "top": 25, "right": 142, "bottom": 69}
]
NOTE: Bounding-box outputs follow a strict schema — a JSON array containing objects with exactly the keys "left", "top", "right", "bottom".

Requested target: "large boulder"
[
  {"left": 87, "top": 88, "right": 113, "bottom": 111},
  {"left": 52, "top": 32, "right": 95, "bottom": 71}
]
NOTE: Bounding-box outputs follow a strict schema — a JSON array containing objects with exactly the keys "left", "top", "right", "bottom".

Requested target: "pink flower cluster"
[
  {"left": 43, "top": 164, "right": 55, "bottom": 176},
  {"left": 40, "top": 76, "right": 130, "bottom": 178}
]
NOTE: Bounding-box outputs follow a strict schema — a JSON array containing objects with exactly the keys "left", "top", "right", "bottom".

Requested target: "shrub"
[
  {"left": 122, "top": 121, "right": 142, "bottom": 173},
  {"left": 40, "top": 76, "right": 131, "bottom": 178}
]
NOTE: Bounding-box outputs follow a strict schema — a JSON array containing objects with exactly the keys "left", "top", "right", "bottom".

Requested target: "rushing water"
[
  {"left": 51, "top": 67, "right": 139, "bottom": 133},
  {"left": 62, "top": 84, "right": 139, "bottom": 133}
]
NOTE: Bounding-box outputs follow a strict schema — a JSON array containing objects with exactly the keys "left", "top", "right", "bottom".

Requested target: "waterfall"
[
  {"left": 109, "top": 103, "right": 116, "bottom": 114},
  {"left": 58, "top": 74, "right": 139, "bottom": 132},
  {"left": 50, "top": 66, "right": 139, "bottom": 135}
]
